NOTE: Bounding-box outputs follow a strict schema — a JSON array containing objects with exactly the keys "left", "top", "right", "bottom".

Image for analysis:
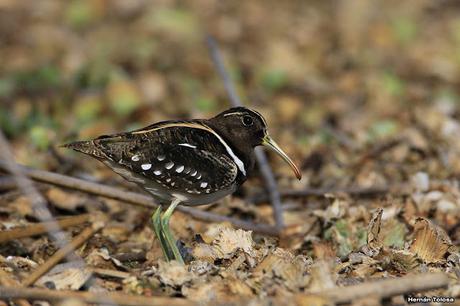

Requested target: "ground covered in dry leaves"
[{"left": 1, "top": 1, "right": 460, "bottom": 305}]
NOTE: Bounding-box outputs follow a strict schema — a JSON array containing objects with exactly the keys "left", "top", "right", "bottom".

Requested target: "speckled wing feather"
[{"left": 65, "top": 120, "right": 239, "bottom": 200}]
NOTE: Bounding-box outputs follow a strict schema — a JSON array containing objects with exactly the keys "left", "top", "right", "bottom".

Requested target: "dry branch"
[
  {"left": 0, "top": 131, "right": 89, "bottom": 270},
  {"left": 0, "top": 286, "right": 194, "bottom": 306},
  {"left": 251, "top": 185, "right": 392, "bottom": 203},
  {"left": 0, "top": 270, "right": 31, "bottom": 306},
  {"left": 22, "top": 221, "right": 104, "bottom": 286},
  {"left": 206, "top": 36, "right": 285, "bottom": 229},
  {"left": 0, "top": 214, "right": 90, "bottom": 243},
  {"left": 316, "top": 272, "right": 449, "bottom": 303},
  {"left": 0, "top": 162, "right": 280, "bottom": 236}
]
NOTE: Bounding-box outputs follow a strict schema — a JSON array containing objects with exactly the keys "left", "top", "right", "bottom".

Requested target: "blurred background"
[{"left": 1, "top": 0, "right": 460, "bottom": 192}]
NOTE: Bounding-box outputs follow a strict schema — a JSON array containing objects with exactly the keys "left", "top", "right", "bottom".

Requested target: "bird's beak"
[{"left": 262, "top": 134, "right": 302, "bottom": 180}]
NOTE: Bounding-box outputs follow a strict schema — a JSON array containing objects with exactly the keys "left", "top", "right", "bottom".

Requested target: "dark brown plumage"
[{"left": 64, "top": 106, "right": 301, "bottom": 263}]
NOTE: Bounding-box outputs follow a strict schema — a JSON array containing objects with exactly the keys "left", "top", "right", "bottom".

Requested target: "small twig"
[
  {"left": 0, "top": 270, "right": 31, "bottom": 306},
  {"left": 206, "top": 36, "right": 285, "bottom": 229},
  {"left": 0, "top": 286, "right": 195, "bottom": 306},
  {"left": 0, "top": 214, "right": 90, "bottom": 244},
  {"left": 315, "top": 272, "right": 449, "bottom": 303},
  {"left": 0, "top": 162, "right": 279, "bottom": 236},
  {"left": 250, "top": 186, "right": 392, "bottom": 204},
  {"left": 0, "top": 130, "right": 91, "bottom": 282},
  {"left": 322, "top": 123, "right": 357, "bottom": 149},
  {"left": 353, "top": 138, "right": 403, "bottom": 167},
  {"left": 91, "top": 268, "right": 131, "bottom": 279},
  {"left": 21, "top": 221, "right": 104, "bottom": 287},
  {"left": 113, "top": 251, "right": 146, "bottom": 262},
  {"left": 0, "top": 176, "right": 16, "bottom": 191}
]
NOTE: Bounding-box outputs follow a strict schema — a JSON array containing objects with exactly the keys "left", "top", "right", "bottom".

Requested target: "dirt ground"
[{"left": 1, "top": 1, "right": 460, "bottom": 305}]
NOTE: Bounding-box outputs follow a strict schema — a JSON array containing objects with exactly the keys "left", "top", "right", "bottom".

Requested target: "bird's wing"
[{"left": 74, "top": 121, "right": 239, "bottom": 193}]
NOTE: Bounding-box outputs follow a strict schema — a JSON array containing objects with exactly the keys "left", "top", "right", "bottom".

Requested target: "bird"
[{"left": 64, "top": 106, "right": 301, "bottom": 264}]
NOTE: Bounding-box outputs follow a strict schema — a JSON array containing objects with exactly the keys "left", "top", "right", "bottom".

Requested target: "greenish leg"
[
  {"left": 161, "top": 198, "right": 184, "bottom": 264},
  {"left": 151, "top": 206, "right": 173, "bottom": 260}
]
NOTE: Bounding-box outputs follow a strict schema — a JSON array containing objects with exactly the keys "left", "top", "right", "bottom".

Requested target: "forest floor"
[{"left": 1, "top": 1, "right": 460, "bottom": 305}]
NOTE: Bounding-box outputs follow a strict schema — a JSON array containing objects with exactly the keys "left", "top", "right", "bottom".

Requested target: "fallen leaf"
[{"left": 409, "top": 217, "right": 452, "bottom": 263}]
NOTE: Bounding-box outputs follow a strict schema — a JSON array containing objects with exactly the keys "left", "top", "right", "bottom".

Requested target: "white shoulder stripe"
[
  {"left": 132, "top": 122, "right": 246, "bottom": 176},
  {"left": 178, "top": 143, "right": 197, "bottom": 149},
  {"left": 208, "top": 129, "right": 246, "bottom": 176}
]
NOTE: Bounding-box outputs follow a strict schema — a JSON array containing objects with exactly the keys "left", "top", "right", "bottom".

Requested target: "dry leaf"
[
  {"left": 308, "top": 260, "right": 336, "bottom": 292},
  {"left": 46, "top": 189, "right": 85, "bottom": 211},
  {"left": 388, "top": 250, "right": 418, "bottom": 272},
  {"left": 36, "top": 263, "right": 92, "bottom": 290},
  {"left": 367, "top": 208, "right": 383, "bottom": 250},
  {"left": 157, "top": 260, "right": 194, "bottom": 287},
  {"left": 313, "top": 241, "right": 336, "bottom": 260},
  {"left": 212, "top": 228, "right": 256, "bottom": 259},
  {"left": 253, "top": 248, "right": 309, "bottom": 291},
  {"left": 410, "top": 218, "right": 452, "bottom": 263}
]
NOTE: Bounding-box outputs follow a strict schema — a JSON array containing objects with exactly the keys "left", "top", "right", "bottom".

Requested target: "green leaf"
[
  {"left": 369, "top": 120, "right": 399, "bottom": 139},
  {"left": 29, "top": 126, "right": 51, "bottom": 151},
  {"left": 65, "top": 0, "right": 95, "bottom": 28},
  {"left": 262, "top": 69, "right": 288, "bottom": 91},
  {"left": 383, "top": 220, "right": 407, "bottom": 249},
  {"left": 392, "top": 18, "right": 417, "bottom": 44},
  {"left": 195, "top": 98, "right": 216, "bottom": 112},
  {"left": 382, "top": 72, "right": 405, "bottom": 97}
]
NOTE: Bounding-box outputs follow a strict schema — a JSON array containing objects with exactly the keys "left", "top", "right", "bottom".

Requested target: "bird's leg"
[
  {"left": 151, "top": 206, "right": 173, "bottom": 260},
  {"left": 160, "top": 198, "right": 184, "bottom": 264}
]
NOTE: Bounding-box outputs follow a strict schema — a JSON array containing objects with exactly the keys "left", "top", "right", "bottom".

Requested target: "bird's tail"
[{"left": 61, "top": 140, "right": 106, "bottom": 159}]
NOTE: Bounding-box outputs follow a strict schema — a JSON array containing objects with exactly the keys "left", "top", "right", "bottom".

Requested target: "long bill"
[{"left": 262, "top": 135, "right": 302, "bottom": 180}]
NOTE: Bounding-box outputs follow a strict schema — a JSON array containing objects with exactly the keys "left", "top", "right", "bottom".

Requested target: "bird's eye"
[{"left": 242, "top": 115, "right": 254, "bottom": 126}]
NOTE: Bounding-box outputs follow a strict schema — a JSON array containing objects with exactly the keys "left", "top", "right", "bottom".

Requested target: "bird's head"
[{"left": 209, "top": 107, "right": 302, "bottom": 180}]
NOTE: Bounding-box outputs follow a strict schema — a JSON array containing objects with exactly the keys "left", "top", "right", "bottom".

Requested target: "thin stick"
[
  {"left": 91, "top": 268, "right": 131, "bottom": 279},
  {"left": 250, "top": 186, "right": 392, "bottom": 204},
  {"left": 0, "top": 176, "right": 16, "bottom": 191},
  {"left": 0, "top": 131, "right": 90, "bottom": 278},
  {"left": 0, "top": 270, "right": 31, "bottom": 306},
  {"left": 0, "top": 214, "right": 90, "bottom": 243},
  {"left": 0, "top": 286, "right": 194, "bottom": 306},
  {"left": 21, "top": 221, "right": 104, "bottom": 287},
  {"left": 316, "top": 272, "right": 449, "bottom": 303},
  {"left": 206, "top": 36, "right": 285, "bottom": 229},
  {"left": 0, "top": 162, "right": 279, "bottom": 236}
]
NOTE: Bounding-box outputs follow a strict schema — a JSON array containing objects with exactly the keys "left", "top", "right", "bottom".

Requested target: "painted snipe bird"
[{"left": 64, "top": 107, "right": 301, "bottom": 263}]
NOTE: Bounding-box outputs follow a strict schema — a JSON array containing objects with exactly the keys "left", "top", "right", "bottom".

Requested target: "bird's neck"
[{"left": 204, "top": 120, "right": 255, "bottom": 177}]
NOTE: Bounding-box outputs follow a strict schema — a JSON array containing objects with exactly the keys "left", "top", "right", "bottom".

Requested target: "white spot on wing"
[
  {"left": 166, "top": 178, "right": 171, "bottom": 182},
  {"left": 176, "top": 165, "right": 184, "bottom": 173},
  {"left": 165, "top": 161, "right": 174, "bottom": 169},
  {"left": 200, "top": 182, "right": 208, "bottom": 188},
  {"left": 157, "top": 155, "right": 165, "bottom": 161},
  {"left": 154, "top": 170, "right": 162, "bottom": 176},
  {"left": 178, "top": 143, "right": 197, "bottom": 149},
  {"left": 141, "top": 163, "right": 152, "bottom": 170},
  {"left": 131, "top": 155, "right": 140, "bottom": 161},
  {"left": 196, "top": 174, "right": 202, "bottom": 179},
  {"left": 191, "top": 170, "right": 197, "bottom": 177}
]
